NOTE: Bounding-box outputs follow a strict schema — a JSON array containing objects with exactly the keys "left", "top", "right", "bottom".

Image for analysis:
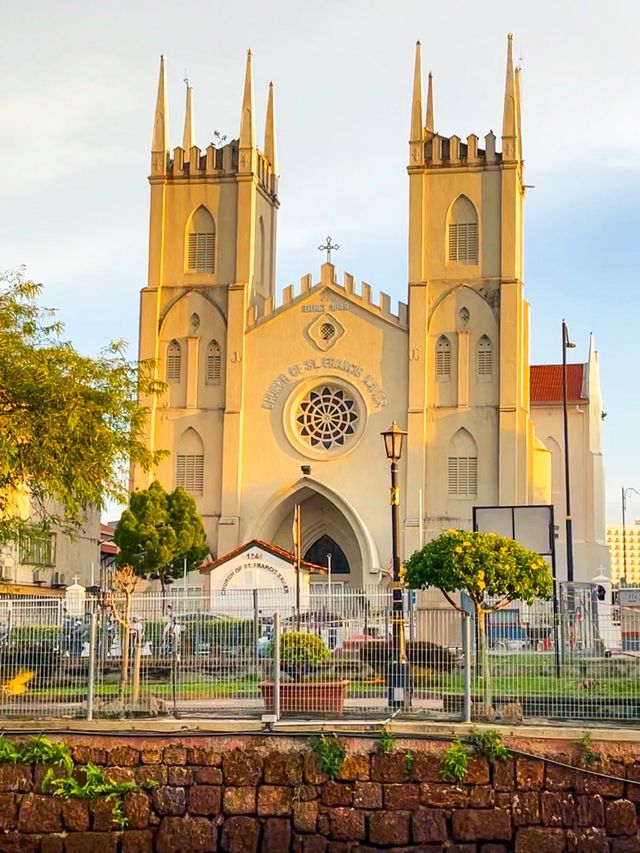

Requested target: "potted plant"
[{"left": 260, "top": 631, "right": 348, "bottom": 715}]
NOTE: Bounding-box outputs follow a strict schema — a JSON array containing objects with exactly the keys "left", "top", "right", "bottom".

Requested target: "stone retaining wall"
[{"left": 1, "top": 733, "right": 640, "bottom": 851}]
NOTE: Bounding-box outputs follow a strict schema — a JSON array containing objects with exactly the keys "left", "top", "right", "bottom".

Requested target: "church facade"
[{"left": 134, "top": 38, "right": 609, "bottom": 589}]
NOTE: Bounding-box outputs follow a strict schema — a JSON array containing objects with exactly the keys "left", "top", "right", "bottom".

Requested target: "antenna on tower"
[{"left": 184, "top": 69, "right": 189, "bottom": 87}]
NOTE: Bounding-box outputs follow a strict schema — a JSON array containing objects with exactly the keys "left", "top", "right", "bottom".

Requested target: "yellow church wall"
[
  {"left": 417, "top": 167, "right": 502, "bottom": 282},
  {"left": 240, "top": 284, "right": 409, "bottom": 583},
  {"left": 149, "top": 286, "right": 227, "bottom": 548},
  {"left": 153, "top": 181, "right": 239, "bottom": 287},
  {"left": 424, "top": 406, "right": 499, "bottom": 531}
]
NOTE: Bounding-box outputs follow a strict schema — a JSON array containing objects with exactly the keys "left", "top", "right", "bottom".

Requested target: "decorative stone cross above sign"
[{"left": 318, "top": 236, "right": 339, "bottom": 264}]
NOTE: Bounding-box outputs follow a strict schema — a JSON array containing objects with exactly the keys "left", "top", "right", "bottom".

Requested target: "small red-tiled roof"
[
  {"left": 530, "top": 364, "right": 587, "bottom": 405},
  {"left": 199, "top": 539, "right": 327, "bottom": 574},
  {"left": 100, "top": 542, "right": 118, "bottom": 556}
]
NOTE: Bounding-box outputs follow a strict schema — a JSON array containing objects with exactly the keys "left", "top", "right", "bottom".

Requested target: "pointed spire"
[
  {"left": 425, "top": 71, "right": 435, "bottom": 133},
  {"left": 514, "top": 64, "right": 523, "bottom": 161},
  {"left": 239, "top": 49, "right": 255, "bottom": 150},
  {"left": 182, "top": 82, "right": 194, "bottom": 151},
  {"left": 151, "top": 55, "right": 169, "bottom": 170},
  {"left": 501, "top": 34, "right": 518, "bottom": 160},
  {"left": 410, "top": 41, "right": 423, "bottom": 143},
  {"left": 264, "top": 82, "right": 278, "bottom": 174}
]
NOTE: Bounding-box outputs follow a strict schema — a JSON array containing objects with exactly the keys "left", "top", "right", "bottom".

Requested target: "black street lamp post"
[
  {"left": 381, "top": 421, "right": 411, "bottom": 710},
  {"left": 562, "top": 319, "right": 576, "bottom": 583}
]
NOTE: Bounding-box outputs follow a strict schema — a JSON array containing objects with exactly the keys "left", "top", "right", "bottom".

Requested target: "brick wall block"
[
  {"left": 189, "top": 784, "right": 222, "bottom": 816},
  {"left": 257, "top": 784, "right": 293, "bottom": 816},
  {"left": 152, "top": 786, "right": 187, "bottom": 816},
  {"left": 327, "top": 807, "right": 365, "bottom": 841},
  {"left": 263, "top": 817, "right": 292, "bottom": 852},
  {"left": 220, "top": 816, "right": 259, "bottom": 853},
  {"left": 17, "top": 793, "right": 62, "bottom": 833},
  {"left": 223, "top": 750, "right": 263, "bottom": 785},
  {"left": 368, "top": 810, "right": 410, "bottom": 845},
  {"left": 606, "top": 798, "right": 639, "bottom": 836},
  {"left": 412, "top": 806, "right": 447, "bottom": 843},
  {"left": 156, "top": 816, "right": 217, "bottom": 853},
  {"left": 223, "top": 786, "right": 256, "bottom": 815},
  {"left": 451, "top": 807, "right": 512, "bottom": 842}
]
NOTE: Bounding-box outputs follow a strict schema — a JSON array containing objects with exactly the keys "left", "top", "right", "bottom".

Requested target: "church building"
[{"left": 134, "top": 37, "right": 609, "bottom": 590}]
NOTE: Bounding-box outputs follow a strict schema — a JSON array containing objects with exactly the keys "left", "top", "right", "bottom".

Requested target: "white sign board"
[
  {"left": 618, "top": 589, "right": 640, "bottom": 608},
  {"left": 205, "top": 545, "right": 311, "bottom": 616}
]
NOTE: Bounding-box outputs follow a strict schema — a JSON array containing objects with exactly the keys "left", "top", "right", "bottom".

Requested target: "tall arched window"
[
  {"left": 166, "top": 340, "right": 181, "bottom": 382},
  {"left": 303, "top": 535, "right": 350, "bottom": 574},
  {"left": 447, "top": 195, "right": 478, "bottom": 264},
  {"left": 448, "top": 428, "right": 478, "bottom": 497},
  {"left": 207, "top": 339, "right": 221, "bottom": 384},
  {"left": 176, "top": 427, "right": 204, "bottom": 496},
  {"left": 186, "top": 205, "right": 216, "bottom": 273},
  {"left": 477, "top": 335, "right": 493, "bottom": 380},
  {"left": 436, "top": 335, "right": 452, "bottom": 382}
]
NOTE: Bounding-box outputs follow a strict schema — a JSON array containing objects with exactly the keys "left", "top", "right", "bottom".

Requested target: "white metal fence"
[{"left": 1, "top": 585, "right": 639, "bottom": 725}]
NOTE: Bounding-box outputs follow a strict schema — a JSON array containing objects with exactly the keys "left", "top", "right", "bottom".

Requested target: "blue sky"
[{"left": 1, "top": 0, "right": 638, "bottom": 524}]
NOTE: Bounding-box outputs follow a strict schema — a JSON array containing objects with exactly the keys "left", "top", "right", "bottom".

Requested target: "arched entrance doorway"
[{"left": 248, "top": 478, "right": 380, "bottom": 586}]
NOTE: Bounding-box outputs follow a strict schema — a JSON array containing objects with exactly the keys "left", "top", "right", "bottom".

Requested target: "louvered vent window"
[
  {"left": 448, "top": 223, "right": 478, "bottom": 264},
  {"left": 188, "top": 233, "right": 215, "bottom": 273},
  {"left": 207, "top": 340, "right": 221, "bottom": 384},
  {"left": 436, "top": 336, "right": 452, "bottom": 382},
  {"left": 176, "top": 454, "right": 204, "bottom": 496},
  {"left": 448, "top": 457, "right": 478, "bottom": 497},
  {"left": 166, "top": 340, "right": 181, "bottom": 382},
  {"left": 477, "top": 336, "right": 493, "bottom": 380}
]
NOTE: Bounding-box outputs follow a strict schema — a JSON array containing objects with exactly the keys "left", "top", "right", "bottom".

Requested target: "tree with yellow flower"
[{"left": 405, "top": 529, "right": 553, "bottom": 715}]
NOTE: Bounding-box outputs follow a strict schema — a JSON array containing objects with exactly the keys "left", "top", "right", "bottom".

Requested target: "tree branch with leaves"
[{"left": 0, "top": 267, "right": 166, "bottom": 546}]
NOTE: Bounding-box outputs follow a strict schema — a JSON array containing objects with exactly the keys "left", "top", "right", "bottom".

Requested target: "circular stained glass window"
[
  {"left": 296, "top": 384, "right": 359, "bottom": 450},
  {"left": 320, "top": 323, "right": 335, "bottom": 340}
]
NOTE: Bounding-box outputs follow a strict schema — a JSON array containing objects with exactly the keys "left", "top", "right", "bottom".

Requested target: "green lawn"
[
  {"left": 25, "top": 673, "right": 640, "bottom": 703},
  {"left": 426, "top": 672, "right": 640, "bottom": 699},
  {"left": 18, "top": 650, "right": 640, "bottom": 705}
]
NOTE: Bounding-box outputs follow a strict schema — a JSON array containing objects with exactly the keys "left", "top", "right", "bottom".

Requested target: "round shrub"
[{"left": 270, "top": 631, "right": 331, "bottom": 680}]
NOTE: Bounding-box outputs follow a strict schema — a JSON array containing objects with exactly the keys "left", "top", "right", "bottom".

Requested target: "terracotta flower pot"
[{"left": 260, "top": 680, "right": 348, "bottom": 715}]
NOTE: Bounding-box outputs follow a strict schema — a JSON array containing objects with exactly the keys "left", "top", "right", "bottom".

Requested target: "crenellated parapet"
[
  {"left": 423, "top": 130, "right": 501, "bottom": 169},
  {"left": 160, "top": 140, "right": 278, "bottom": 197},
  {"left": 246, "top": 263, "right": 408, "bottom": 330}
]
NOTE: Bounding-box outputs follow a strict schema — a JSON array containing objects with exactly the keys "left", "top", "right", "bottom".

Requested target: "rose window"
[
  {"left": 296, "top": 385, "right": 359, "bottom": 450},
  {"left": 320, "top": 323, "right": 335, "bottom": 340}
]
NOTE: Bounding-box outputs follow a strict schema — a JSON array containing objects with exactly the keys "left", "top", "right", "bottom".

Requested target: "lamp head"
[
  {"left": 563, "top": 319, "right": 576, "bottom": 348},
  {"left": 381, "top": 421, "right": 407, "bottom": 462}
]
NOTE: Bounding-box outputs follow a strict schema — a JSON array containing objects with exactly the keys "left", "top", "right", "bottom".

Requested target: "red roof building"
[{"left": 530, "top": 364, "right": 587, "bottom": 405}]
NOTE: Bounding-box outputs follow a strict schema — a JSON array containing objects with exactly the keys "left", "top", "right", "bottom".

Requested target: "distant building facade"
[
  {"left": 0, "top": 500, "right": 101, "bottom": 594},
  {"left": 607, "top": 523, "right": 640, "bottom": 585}
]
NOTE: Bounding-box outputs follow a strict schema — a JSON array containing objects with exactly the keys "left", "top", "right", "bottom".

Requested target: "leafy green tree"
[
  {"left": 405, "top": 529, "right": 552, "bottom": 713},
  {"left": 166, "top": 485, "right": 211, "bottom": 580},
  {"left": 114, "top": 481, "right": 209, "bottom": 592},
  {"left": 0, "top": 268, "right": 164, "bottom": 544}
]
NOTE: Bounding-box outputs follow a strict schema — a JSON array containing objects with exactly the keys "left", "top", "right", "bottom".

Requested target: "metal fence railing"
[{"left": 0, "top": 585, "right": 639, "bottom": 725}]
